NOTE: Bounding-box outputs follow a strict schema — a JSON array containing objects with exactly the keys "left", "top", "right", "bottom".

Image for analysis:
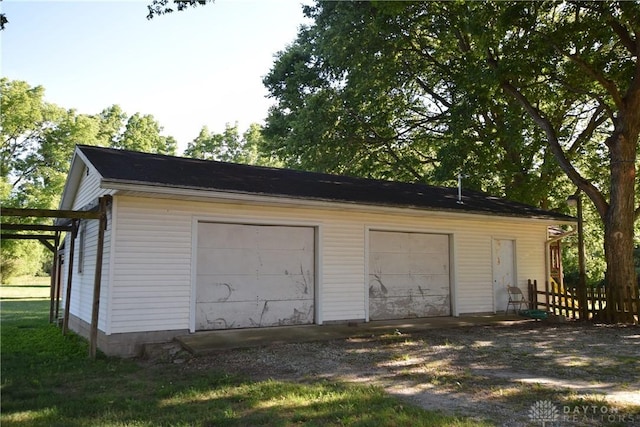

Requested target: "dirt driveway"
[{"left": 161, "top": 322, "right": 640, "bottom": 426}]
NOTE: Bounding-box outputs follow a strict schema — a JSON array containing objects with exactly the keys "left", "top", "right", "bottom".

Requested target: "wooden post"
[
  {"left": 527, "top": 279, "right": 535, "bottom": 310},
  {"left": 89, "top": 196, "right": 108, "bottom": 359},
  {"left": 62, "top": 220, "right": 78, "bottom": 335},
  {"left": 569, "top": 285, "right": 576, "bottom": 319},
  {"left": 545, "top": 280, "right": 550, "bottom": 313},
  {"left": 55, "top": 251, "right": 63, "bottom": 321},
  {"left": 48, "top": 232, "right": 60, "bottom": 323}
]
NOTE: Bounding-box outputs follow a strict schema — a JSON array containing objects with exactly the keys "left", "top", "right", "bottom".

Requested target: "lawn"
[
  {"left": 0, "top": 292, "right": 486, "bottom": 426},
  {"left": 0, "top": 276, "right": 51, "bottom": 300}
]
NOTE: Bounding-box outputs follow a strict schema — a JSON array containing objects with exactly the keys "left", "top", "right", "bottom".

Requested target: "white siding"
[
  {"left": 108, "top": 194, "right": 550, "bottom": 334},
  {"left": 60, "top": 166, "right": 113, "bottom": 331},
  {"left": 110, "top": 203, "right": 192, "bottom": 333},
  {"left": 72, "top": 167, "right": 103, "bottom": 210}
]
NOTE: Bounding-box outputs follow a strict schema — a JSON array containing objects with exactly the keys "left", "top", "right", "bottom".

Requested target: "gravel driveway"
[{"left": 158, "top": 322, "right": 640, "bottom": 426}]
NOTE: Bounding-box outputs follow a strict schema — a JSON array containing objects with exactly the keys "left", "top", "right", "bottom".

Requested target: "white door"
[
  {"left": 196, "top": 222, "right": 314, "bottom": 330},
  {"left": 493, "top": 239, "right": 515, "bottom": 313},
  {"left": 369, "top": 231, "right": 450, "bottom": 320}
]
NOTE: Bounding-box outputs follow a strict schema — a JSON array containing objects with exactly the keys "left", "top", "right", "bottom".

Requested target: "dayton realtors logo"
[
  {"left": 528, "top": 400, "right": 635, "bottom": 426},
  {"left": 528, "top": 400, "right": 559, "bottom": 426}
]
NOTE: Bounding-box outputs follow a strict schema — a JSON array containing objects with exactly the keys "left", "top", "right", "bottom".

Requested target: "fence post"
[
  {"left": 528, "top": 279, "right": 534, "bottom": 310},
  {"left": 545, "top": 280, "right": 550, "bottom": 314}
]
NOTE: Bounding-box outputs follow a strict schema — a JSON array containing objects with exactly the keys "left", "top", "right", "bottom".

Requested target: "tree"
[
  {"left": 263, "top": 2, "right": 639, "bottom": 323},
  {"left": 184, "top": 123, "right": 280, "bottom": 166},
  {"left": 452, "top": 1, "right": 640, "bottom": 323},
  {"left": 242, "top": 123, "right": 283, "bottom": 167},
  {"left": 95, "top": 105, "right": 127, "bottom": 147},
  {"left": 146, "top": 0, "right": 214, "bottom": 20},
  {"left": 1, "top": 78, "right": 73, "bottom": 208},
  {"left": 1, "top": 79, "right": 88, "bottom": 279},
  {"left": 1, "top": 79, "right": 179, "bottom": 279},
  {"left": 184, "top": 124, "right": 242, "bottom": 162},
  {"left": 115, "top": 113, "right": 177, "bottom": 155},
  {"left": 262, "top": 2, "right": 567, "bottom": 207}
]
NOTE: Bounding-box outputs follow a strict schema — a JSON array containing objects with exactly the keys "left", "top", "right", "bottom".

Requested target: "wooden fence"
[{"left": 527, "top": 279, "right": 640, "bottom": 323}]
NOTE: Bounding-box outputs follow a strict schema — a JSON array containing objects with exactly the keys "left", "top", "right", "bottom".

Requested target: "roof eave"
[{"left": 100, "top": 179, "right": 576, "bottom": 224}]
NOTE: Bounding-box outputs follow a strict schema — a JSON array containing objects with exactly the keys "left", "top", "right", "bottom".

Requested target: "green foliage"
[
  {"left": 562, "top": 198, "right": 610, "bottom": 286},
  {"left": 1, "top": 79, "right": 177, "bottom": 210},
  {"left": 184, "top": 122, "right": 281, "bottom": 166},
  {"left": 263, "top": 1, "right": 570, "bottom": 206},
  {"left": 0, "top": 242, "right": 48, "bottom": 283},
  {"left": 1, "top": 78, "right": 177, "bottom": 280},
  {"left": 264, "top": 2, "right": 639, "bottom": 319},
  {"left": 1, "top": 300, "right": 483, "bottom": 427},
  {"left": 114, "top": 112, "right": 177, "bottom": 155},
  {"left": 146, "top": 0, "right": 214, "bottom": 20}
]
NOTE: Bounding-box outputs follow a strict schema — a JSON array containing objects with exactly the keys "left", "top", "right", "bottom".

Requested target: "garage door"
[
  {"left": 369, "top": 231, "right": 450, "bottom": 320},
  {"left": 196, "top": 222, "right": 314, "bottom": 330}
]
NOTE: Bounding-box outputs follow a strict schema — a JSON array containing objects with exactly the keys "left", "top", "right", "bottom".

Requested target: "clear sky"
[{"left": 1, "top": 0, "right": 309, "bottom": 152}]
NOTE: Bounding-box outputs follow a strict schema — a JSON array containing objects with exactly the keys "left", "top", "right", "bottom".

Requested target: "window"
[{"left": 78, "top": 222, "right": 86, "bottom": 273}]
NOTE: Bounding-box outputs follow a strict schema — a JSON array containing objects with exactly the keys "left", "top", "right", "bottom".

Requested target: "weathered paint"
[
  {"left": 195, "top": 223, "right": 315, "bottom": 330},
  {"left": 369, "top": 231, "right": 450, "bottom": 320}
]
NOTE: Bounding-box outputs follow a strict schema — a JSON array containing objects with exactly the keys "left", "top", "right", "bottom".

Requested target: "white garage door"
[
  {"left": 196, "top": 222, "right": 314, "bottom": 330},
  {"left": 369, "top": 231, "right": 450, "bottom": 320}
]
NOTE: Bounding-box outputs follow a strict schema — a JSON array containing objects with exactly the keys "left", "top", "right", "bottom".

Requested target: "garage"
[
  {"left": 196, "top": 222, "right": 315, "bottom": 330},
  {"left": 369, "top": 231, "right": 450, "bottom": 320}
]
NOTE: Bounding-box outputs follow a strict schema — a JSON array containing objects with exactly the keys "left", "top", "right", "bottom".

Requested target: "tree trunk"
[{"left": 603, "top": 111, "right": 639, "bottom": 324}]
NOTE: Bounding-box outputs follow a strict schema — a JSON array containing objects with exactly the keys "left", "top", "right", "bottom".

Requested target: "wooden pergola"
[{"left": 2, "top": 195, "right": 111, "bottom": 359}]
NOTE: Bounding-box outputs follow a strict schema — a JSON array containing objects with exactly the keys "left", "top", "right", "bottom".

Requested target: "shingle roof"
[{"left": 77, "top": 145, "right": 573, "bottom": 222}]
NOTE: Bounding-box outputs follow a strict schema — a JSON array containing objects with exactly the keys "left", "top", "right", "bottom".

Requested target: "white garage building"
[{"left": 59, "top": 145, "right": 573, "bottom": 356}]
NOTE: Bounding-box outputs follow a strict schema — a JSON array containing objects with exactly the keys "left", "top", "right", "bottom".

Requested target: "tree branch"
[
  {"left": 497, "top": 77, "right": 610, "bottom": 218},
  {"left": 567, "top": 105, "right": 608, "bottom": 155},
  {"left": 547, "top": 39, "right": 625, "bottom": 109},
  {"left": 414, "top": 77, "right": 452, "bottom": 108},
  {"left": 607, "top": 18, "right": 637, "bottom": 55}
]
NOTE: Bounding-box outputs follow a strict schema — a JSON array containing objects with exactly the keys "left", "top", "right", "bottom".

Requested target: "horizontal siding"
[
  {"left": 111, "top": 201, "right": 192, "bottom": 332},
  {"left": 321, "top": 222, "right": 365, "bottom": 320},
  {"left": 71, "top": 167, "right": 109, "bottom": 209},
  {"left": 60, "top": 210, "right": 112, "bottom": 331},
  {"left": 109, "top": 194, "right": 550, "bottom": 334},
  {"left": 60, "top": 166, "right": 113, "bottom": 331}
]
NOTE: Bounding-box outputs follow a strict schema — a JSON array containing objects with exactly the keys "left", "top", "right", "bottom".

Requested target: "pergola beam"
[
  {"left": 1, "top": 233, "right": 57, "bottom": 240},
  {"left": 1, "top": 223, "right": 74, "bottom": 232},
  {"left": 1, "top": 207, "right": 100, "bottom": 219}
]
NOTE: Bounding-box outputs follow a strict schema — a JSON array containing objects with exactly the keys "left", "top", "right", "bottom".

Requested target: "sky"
[{"left": 1, "top": 0, "right": 310, "bottom": 152}]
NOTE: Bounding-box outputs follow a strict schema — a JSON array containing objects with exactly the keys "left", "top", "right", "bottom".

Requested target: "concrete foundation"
[{"left": 67, "top": 314, "right": 188, "bottom": 357}]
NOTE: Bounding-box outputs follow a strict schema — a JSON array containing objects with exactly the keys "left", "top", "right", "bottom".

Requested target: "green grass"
[
  {"left": 0, "top": 300, "right": 489, "bottom": 427},
  {"left": 1, "top": 276, "right": 51, "bottom": 300}
]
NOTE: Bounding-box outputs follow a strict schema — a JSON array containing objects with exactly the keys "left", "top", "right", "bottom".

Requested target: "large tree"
[
  {"left": 262, "top": 2, "right": 567, "bottom": 206},
  {"left": 263, "top": 1, "right": 639, "bottom": 323},
  {"left": 1, "top": 79, "right": 178, "bottom": 279}
]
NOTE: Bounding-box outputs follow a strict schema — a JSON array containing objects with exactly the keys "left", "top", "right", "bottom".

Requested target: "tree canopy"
[
  {"left": 1, "top": 79, "right": 178, "bottom": 210},
  {"left": 263, "top": 1, "right": 639, "bottom": 322},
  {"left": 0, "top": 78, "right": 178, "bottom": 279},
  {"left": 146, "top": 0, "right": 214, "bottom": 20},
  {"left": 184, "top": 122, "right": 281, "bottom": 167}
]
